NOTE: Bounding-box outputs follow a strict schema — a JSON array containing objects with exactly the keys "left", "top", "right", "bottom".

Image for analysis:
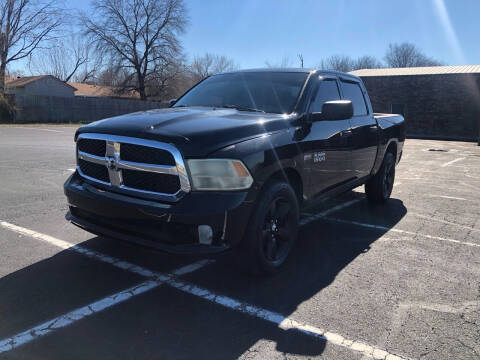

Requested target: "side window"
[
  {"left": 341, "top": 81, "right": 368, "bottom": 116},
  {"left": 310, "top": 80, "right": 340, "bottom": 113}
]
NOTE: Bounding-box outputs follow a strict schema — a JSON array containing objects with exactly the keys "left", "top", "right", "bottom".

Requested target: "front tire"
[
  {"left": 238, "top": 180, "right": 299, "bottom": 275},
  {"left": 365, "top": 152, "right": 396, "bottom": 203}
]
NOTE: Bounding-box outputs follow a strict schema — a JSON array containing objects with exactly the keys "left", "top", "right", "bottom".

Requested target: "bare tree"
[
  {"left": 81, "top": 0, "right": 187, "bottom": 100},
  {"left": 29, "top": 36, "right": 99, "bottom": 82},
  {"left": 318, "top": 55, "right": 354, "bottom": 72},
  {"left": 75, "top": 53, "right": 104, "bottom": 83},
  {"left": 297, "top": 54, "right": 304, "bottom": 68},
  {"left": 189, "top": 53, "right": 237, "bottom": 83},
  {"left": 353, "top": 55, "right": 383, "bottom": 70},
  {"left": 147, "top": 56, "right": 188, "bottom": 99},
  {"left": 97, "top": 64, "right": 130, "bottom": 87},
  {"left": 265, "top": 56, "right": 292, "bottom": 68},
  {"left": 384, "top": 42, "right": 443, "bottom": 68},
  {"left": 0, "top": 0, "right": 63, "bottom": 94}
]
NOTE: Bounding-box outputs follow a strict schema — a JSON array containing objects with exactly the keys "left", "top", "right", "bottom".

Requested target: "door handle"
[{"left": 340, "top": 129, "right": 353, "bottom": 137}]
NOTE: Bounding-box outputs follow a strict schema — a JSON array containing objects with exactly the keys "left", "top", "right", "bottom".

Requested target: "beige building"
[{"left": 6, "top": 75, "right": 76, "bottom": 97}]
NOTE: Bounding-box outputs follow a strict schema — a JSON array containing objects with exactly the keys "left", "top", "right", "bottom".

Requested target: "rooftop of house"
[
  {"left": 6, "top": 75, "right": 75, "bottom": 89},
  {"left": 349, "top": 65, "right": 480, "bottom": 77},
  {"left": 67, "top": 82, "right": 140, "bottom": 99},
  {"left": 4, "top": 75, "right": 138, "bottom": 99}
]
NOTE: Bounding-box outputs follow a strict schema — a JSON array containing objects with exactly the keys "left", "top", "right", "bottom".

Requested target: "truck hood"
[{"left": 76, "top": 106, "right": 293, "bottom": 157}]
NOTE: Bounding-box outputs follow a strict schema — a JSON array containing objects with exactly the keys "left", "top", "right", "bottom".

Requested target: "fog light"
[{"left": 198, "top": 225, "right": 213, "bottom": 245}]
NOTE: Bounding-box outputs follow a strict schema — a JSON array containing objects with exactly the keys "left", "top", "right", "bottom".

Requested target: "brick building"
[{"left": 350, "top": 65, "right": 480, "bottom": 141}]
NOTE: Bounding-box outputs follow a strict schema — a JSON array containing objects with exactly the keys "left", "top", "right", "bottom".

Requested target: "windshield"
[{"left": 174, "top": 72, "right": 308, "bottom": 114}]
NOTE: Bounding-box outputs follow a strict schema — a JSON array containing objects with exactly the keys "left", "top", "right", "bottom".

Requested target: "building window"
[{"left": 391, "top": 103, "right": 405, "bottom": 116}]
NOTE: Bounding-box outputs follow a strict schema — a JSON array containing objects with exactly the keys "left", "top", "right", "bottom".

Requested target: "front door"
[{"left": 301, "top": 77, "right": 353, "bottom": 198}]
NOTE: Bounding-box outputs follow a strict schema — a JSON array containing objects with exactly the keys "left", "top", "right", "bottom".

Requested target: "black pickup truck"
[{"left": 64, "top": 69, "right": 405, "bottom": 274}]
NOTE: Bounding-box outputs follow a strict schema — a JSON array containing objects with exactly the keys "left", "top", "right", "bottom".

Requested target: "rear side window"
[
  {"left": 341, "top": 81, "right": 368, "bottom": 115},
  {"left": 310, "top": 80, "right": 340, "bottom": 112}
]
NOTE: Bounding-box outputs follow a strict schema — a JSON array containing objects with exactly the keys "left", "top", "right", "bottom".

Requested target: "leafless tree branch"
[
  {"left": 384, "top": 42, "right": 443, "bottom": 68},
  {"left": 189, "top": 53, "right": 237, "bottom": 83},
  {"left": 81, "top": 0, "right": 188, "bottom": 100},
  {"left": 29, "top": 35, "right": 97, "bottom": 82},
  {"left": 0, "top": 0, "right": 64, "bottom": 94}
]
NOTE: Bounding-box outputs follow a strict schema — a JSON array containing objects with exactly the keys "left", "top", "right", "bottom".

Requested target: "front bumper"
[{"left": 64, "top": 172, "right": 255, "bottom": 254}]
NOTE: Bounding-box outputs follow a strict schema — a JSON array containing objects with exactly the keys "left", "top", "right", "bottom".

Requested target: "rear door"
[
  {"left": 302, "top": 76, "right": 353, "bottom": 197},
  {"left": 339, "top": 78, "right": 378, "bottom": 179}
]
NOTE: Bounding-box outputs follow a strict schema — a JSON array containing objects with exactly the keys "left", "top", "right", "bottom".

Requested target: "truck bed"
[{"left": 374, "top": 113, "right": 404, "bottom": 129}]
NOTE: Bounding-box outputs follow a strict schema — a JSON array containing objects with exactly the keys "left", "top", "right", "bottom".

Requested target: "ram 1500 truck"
[{"left": 64, "top": 69, "right": 405, "bottom": 274}]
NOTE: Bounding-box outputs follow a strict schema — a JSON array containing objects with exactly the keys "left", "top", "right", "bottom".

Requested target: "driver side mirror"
[
  {"left": 169, "top": 98, "right": 177, "bottom": 107},
  {"left": 310, "top": 100, "right": 353, "bottom": 121}
]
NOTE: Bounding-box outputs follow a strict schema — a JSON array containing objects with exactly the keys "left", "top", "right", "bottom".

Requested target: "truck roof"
[{"left": 217, "top": 68, "right": 361, "bottom": 81}]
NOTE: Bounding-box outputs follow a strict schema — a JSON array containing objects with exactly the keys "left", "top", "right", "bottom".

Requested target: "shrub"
[{"left": 0, "top": 95, "right": 15, "bottom": 122}]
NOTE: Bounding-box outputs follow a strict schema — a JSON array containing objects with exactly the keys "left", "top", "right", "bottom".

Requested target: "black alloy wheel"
[
  {"left": 382, "top": 156, "right": 395, "bottom": 199},
  {"left": 238, "top": 180, "right": 299, "bottom": 275},
  {"left": 261, "top": 196, "right": 296, "bottom": 265},
  {"left": 365, "top": 151, "right": 396, "bottom": 203}
]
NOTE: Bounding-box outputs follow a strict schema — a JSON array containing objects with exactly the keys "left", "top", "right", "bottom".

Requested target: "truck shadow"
[
  {"left": 184, "top": 193, "right": 407, "bottom": 357},
  {"left": 0, "top": 192, "right": 407, "bottom": 359}
]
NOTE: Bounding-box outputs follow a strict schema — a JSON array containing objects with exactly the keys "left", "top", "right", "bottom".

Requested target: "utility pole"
[{"left": 297, "top": 54, "right": 304, "bottom": 69}]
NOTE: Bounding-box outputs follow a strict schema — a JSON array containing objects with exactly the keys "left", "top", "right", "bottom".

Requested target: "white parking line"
[
  {"left": 441, "top": 157, "right": 465, "bottom": 167},
  {"left": 428, "top": 195, "right": 467, "bottom": 201},
  {"left": 0, "top": 261, "right": 207, "bottom": 354},
  {"left": 410, "top": 213, "right": 480, "bottom": 233},
  {"left": 164, "top": 277, "right": 409, "bottom": 360},
  {"left": 13, "top": 126, "right": 63, "bottom": 133},
  {"left": 0, "top": 220, "right": 210, "bottom": 279},
  {"left": 324, "top": 217, "right": 480, "bottom": 249},
  {"left": 301, "top": 181, "right": 405, "bottom": 226},
  {"left": 300, "top": 198, "right": 362, "bottom": 226},
  {"left": 0, "top": 220, "right": 409, "bottom": 359}
]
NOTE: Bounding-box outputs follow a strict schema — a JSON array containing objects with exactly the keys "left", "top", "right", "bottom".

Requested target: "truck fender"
[{"left": 371, "top": 138, "right": 398, "bottom": 175}]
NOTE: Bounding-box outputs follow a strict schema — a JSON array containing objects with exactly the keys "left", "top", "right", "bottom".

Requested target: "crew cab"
[{"left": 64, "top": 69, "right": 405, "bottom": 274}]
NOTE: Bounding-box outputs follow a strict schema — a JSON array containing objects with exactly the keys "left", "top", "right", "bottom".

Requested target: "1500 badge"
[
  {"left": 305, "top": 152, "right": 326, "bottom": 163},
  {"left": 314, "top": 152, "right": 326, "bottom": 163}
]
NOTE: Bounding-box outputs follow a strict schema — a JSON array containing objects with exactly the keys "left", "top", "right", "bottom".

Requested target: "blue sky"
[{"left": 28, "top": 0, "right": 480, "bottom": 70}]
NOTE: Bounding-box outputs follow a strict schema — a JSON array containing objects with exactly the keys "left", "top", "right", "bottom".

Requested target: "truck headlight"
[{"left": 187, "top": 159, "right": 253, "bottom": 191}]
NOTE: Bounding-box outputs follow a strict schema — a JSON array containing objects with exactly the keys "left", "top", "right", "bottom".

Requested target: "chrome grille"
[
  {"left": 120, "top": 143, "right": 176, "bottom": 165},
  {"left": 76, "top": 133, "right": 191, "bottom": 202},
  {"left": 122, "top": 169, "right": 180, "bottom": 193},
  {"left": 77, "top": 138, "right": 106, "bottom": 157},
  {"left": 78, "top": 158, "right": 109, "bottom": 183}
]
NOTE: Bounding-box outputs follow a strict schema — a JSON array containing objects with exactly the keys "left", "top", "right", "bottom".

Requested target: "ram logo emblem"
[{"left": 105, "top": 156, "right": 117, "bottom": 170}]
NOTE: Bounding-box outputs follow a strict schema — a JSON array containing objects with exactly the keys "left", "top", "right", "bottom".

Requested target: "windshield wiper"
[{"left": 215, "top": 105, "right": 265, "bottom": 113}]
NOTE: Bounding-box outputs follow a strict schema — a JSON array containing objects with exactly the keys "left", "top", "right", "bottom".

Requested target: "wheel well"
[
  {"left": 269, "top": 168, "right": 303, "bottom": 205},
  {"left": 386, "top": 142, "right": 397, "bottom": 159}
]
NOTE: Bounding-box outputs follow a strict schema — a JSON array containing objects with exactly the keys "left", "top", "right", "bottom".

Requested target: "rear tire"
[
  {"left": 365, "top": 152, "right": 396, "bottom": 203},
  {"left": 237, "top": 180, "right": 299, "bottom": 275}
]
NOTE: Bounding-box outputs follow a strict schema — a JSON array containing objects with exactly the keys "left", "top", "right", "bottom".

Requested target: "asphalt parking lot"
[{"left": 0, "top": 125, "right": 479, "bottom": 360}]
